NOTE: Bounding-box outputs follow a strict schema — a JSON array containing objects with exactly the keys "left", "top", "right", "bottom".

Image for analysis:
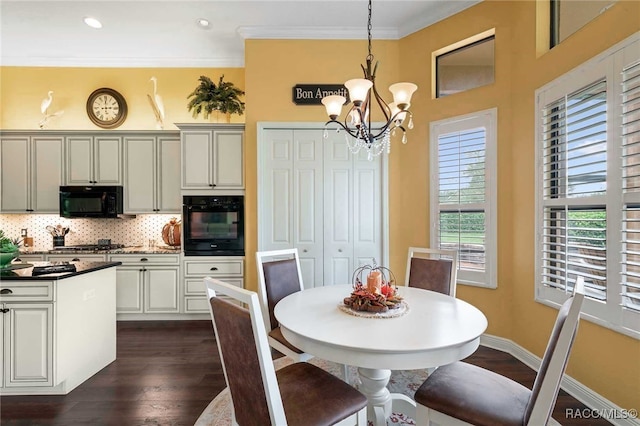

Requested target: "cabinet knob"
[
  {"left": 72, "top": 258, "right": 80, "bottom": 262},
  {"left": 338, "top": 249, "right": 342, "bottom": 253},
  {"left": 0, "top": 289, "right": 13, "bottom": 295},
  {"left": 209, "top": 184, "right": 216, "bottom": 187},
  {"left": 0, "top": 309, "right": 9, "bottom": 314},
  {"left": 210, "top": 267, "right": 218, "bottom": 271},
  {"left": 303, "top": 249, "right": 308, "bottom": 253},
  {"left": 141, "top": 258, "right": 148, "bottom": 262}
]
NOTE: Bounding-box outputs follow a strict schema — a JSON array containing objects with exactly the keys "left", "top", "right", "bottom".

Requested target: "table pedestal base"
[{"left": 358, "top": 368, "right": 417, "bottom": 425}]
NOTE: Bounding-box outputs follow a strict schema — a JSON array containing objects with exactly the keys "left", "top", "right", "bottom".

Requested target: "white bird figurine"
[
  {"left": 147, "top": 76, "right": 165, "bottom": 129},
  {"left": 38, "top": 90, "right": 64, "bottom": 129},
  {"left": 40, "top": 90, "right": 53, "bottom": 115}
]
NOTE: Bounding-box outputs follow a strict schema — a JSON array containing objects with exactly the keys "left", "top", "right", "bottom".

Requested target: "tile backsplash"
[{"left": 0, "top": 214, "right": 181, "bottom": 249}]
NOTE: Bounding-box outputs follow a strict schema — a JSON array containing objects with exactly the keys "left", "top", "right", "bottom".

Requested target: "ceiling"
[{"left": 0, "top": 0, "right": 480, "bottom": 68}]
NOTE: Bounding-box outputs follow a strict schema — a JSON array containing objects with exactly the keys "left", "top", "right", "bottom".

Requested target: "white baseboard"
[{"left": 481, "top": 334, "right": 640, "bottom": 426}]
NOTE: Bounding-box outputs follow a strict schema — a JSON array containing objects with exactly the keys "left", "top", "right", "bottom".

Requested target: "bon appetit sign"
[{"left": 292, "top": 84, "right": 350, "bottom": 105}]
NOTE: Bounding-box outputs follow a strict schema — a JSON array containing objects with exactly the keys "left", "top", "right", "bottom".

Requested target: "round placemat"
[{"left": 338, "top": 300, "right": 409, "bottom": 319}]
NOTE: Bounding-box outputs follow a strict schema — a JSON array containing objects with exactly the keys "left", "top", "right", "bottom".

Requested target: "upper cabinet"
[
  {"left": 0, "top": 135, "right": 64, "bottom": 213},
  {"left": 123, "top": 134, "right": 181, "bottom": 214},
  {"left": 66, "top": 136, "right": 122, "bottom": 185},
  {"left": 177, "top": 124, "right": 244, "bottom": 190}
]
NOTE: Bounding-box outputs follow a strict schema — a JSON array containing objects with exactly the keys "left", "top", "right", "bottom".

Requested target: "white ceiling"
[{"left": 0, "top": 0, "right": 480, "bottom": 68}]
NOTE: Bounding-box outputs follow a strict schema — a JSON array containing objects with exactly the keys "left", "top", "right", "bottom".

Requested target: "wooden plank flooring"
[{"left": 0, "top": 320, "right": 610, "bottom": 425}]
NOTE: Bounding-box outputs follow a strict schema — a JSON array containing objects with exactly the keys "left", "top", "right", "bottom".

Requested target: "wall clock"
[{"left": 86, "top": 88, "right": 128, "bottom": 129}]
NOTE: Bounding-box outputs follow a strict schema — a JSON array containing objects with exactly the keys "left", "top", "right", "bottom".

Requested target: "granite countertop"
[
  {"left": 0, "top": 261, "right": 122, "bottom": 281},
  {"left": 20, "top": 246, "right": 182, "bottom": 255}
]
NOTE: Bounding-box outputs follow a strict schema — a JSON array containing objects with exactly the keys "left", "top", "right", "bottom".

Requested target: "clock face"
[{"left": 86, "top": 88, "right": 127, "bottom": 129}]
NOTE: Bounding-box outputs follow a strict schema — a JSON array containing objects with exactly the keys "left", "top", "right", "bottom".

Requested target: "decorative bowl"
[{"left": 0, "top": 250, "right": 19, "bottom": 268}]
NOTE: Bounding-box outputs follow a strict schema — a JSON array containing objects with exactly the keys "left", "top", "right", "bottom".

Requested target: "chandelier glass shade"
[{"left": 321, "top": 0, "right": 417, "bottom": 160}]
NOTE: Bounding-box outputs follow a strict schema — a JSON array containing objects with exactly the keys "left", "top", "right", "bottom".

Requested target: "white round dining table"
[{"left": 274, "top": 284, "right": 488, "bottom": 425}]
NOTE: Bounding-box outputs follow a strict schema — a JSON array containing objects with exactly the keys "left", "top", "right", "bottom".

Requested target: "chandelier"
[{"left": 321, "top": 0, "right": 417, "bottom": 160}]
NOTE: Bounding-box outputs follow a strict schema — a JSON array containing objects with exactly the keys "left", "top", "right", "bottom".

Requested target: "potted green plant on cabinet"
[{"left": 186, "top": 75, "right": 245, "bottom": 122}]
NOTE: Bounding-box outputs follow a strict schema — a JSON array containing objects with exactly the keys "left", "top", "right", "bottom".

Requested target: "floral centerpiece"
[
  {"left": 343, "top": 259, "right": 403, "bottom": 313},
  {"left": 0, "top": 230, "right": 20, "bottom": 268}
]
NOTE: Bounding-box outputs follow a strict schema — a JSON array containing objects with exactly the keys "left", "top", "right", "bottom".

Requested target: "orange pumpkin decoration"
[{"left": 162, "top": 218, "right": 181, "bottom": 247}]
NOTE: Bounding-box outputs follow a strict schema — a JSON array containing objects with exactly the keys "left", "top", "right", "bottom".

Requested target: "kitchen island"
[{"left": 0, "top": 261, "right": 121, "bottom": 395}]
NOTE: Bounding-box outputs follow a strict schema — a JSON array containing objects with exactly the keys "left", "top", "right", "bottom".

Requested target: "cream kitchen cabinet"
[
  {"left": 109, "top": 254, "right": 180, "bottom": 314},
  {"left": 182, "top": 257, "right": 244, "bottom": 313},
  {"left": 0, "top": 267, "right": 117, "bottom": 395},
  {"left": 14, "top": 255, "right": 46, "bottom": 263},
  {"left": 0, "top": 135, "right": 64, "bottom": 213},
  {"left": 1, "top": 302, "right": 54, "bottom": 388},
  {"left": 123, "top": 134, "right": 181, "bottom": 214},
  {"left": 46, "top": 254, "right": 106, "bottom": 263},
  {"left": 177, "top": 124, "right": 244, "bottom": 190},
  {"left": 66, "top": 135, "right": 122, "bottom": 185}
]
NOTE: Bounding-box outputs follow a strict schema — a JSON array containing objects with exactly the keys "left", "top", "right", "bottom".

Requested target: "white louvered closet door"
[{"left": 259, "top": 126, "right": 384, "bottom": 288}]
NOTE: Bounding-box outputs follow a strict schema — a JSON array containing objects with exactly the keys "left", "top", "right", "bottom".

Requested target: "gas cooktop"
[{"left": 52, "top": 244, "right": 125, "bottom": 251}]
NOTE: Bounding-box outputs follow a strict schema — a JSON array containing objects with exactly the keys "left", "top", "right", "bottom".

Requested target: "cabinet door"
[
  {"left": 144, "top": 267, "right": 179, "bottom": 313},
  {"left": 213, "top": 131, "right": 244, "bottom": 188},
  {"left": 94, "top": 137, "right": 122, "bottom": 184},
  {"left": 115, "top": 267, "right": 143, "bottom": 313},
  {"left": 157, "top": 137, "right": 181, "bottom": 213},
  {"left": 66, "top": 136, "right": 93, "bottom": 184},
  {"left": 32, "top": 136, "right": 64, "bottom": 213},
  {"left": 0, "top": 137, "right": 30, "bottom": 212},
  {"left": 4, "top": 303, "right": 54, "bottom": 387},
  {"left": 124, "top": 137, "right": 156, "bottom": 213},
  {"left": 181, "top": 130, "right": 212, "bottom": 189}
]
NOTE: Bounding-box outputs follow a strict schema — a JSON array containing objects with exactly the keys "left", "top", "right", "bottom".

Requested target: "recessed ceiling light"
[
  {"left": 196, "top": 18, "right": 210, "bottom": 29},
  {"left": 84, "top": 17, "right": 102, "bottom": 29}
]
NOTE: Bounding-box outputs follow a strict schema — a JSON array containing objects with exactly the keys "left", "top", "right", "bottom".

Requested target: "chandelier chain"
[{"left": 367, "top": 0, "right": 373, "bottom": 61}]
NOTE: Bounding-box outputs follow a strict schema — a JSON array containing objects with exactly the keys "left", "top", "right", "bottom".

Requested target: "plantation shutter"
[
  {"left": 540, "top": 79, "right": 607, "bottom": 298},
  {"left": 621, "top": 60, "right": 640, "bottom": 312},
  {"left": 437, "top": 127, "right": 487, "bottom": 283}
]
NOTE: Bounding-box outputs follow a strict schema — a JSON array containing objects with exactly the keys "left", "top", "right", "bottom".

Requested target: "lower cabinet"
[
  {"left": 2, "top": 303, "right": 53, "bottom": 388},
  {"left": 109, "top": 254, "right": 180, "bottom": 314},
  {"left": 183, "top": 257, "right": 244, "bottom": 313}
]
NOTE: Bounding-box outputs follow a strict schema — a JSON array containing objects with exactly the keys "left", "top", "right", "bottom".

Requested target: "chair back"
[
  {"left": 256, "top": 249, "right": 304, "bottom": 332},
  {"left": 524, "top": 277, "right": 585, "bottom": 425},
  {"left": 405, "top": 247, "right": 458, "bottom": 296},
  {"left": 205, "top": 277, "right": 288, "bottom": 425}
]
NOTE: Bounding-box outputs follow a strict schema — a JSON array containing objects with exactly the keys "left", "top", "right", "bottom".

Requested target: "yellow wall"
[
  {"left": 0, "top": 67, "right": 245, "bottom": 130},
  {"left": 1, "top": 0, "right": 639, "bottom": 410},
  {"left": 392, "top": 0, "right": 640, "bottom": 409}
]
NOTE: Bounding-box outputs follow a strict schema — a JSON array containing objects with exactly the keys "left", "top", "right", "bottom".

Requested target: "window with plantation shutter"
[
  {"left": 621, "top": 60, "right": 640, "bottom": 313},
  {"left": 540, "top": 79, "right": 607, "bottom": 299},
  {"left": 430, "top": 108, "right": 497, "bottom": 288},
  {"left": 536, "top": 32, "right": 640, "bottom": 338}
]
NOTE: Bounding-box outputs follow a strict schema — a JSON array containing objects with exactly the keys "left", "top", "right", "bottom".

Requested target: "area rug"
[{"left": 195, "top": 357, "right": 426, "bottom": 425}]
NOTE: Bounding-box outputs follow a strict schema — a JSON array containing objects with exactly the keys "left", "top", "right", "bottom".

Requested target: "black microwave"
[{"left": 59, "top": 186, "right": 124, "bottom": 218}]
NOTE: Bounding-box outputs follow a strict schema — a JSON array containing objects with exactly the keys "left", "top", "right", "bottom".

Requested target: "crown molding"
[
  {"left": 0, "top": 55, "right": 245, "bottom": 68},
  {"left": 237, "top": 26, "right": 399, "bottom": 40}
]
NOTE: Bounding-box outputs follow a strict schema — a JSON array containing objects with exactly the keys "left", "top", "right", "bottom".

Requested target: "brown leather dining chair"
[
  {"left": 255, "top": 248, "right": 314, "bottom": 362},
  {"left": 405, "top": 247, "right": 458, "bottom": 296},
  {"left": 256, "top": 248, "right": 351, "bottom": 382},
  {"left": 205, "top": 277, "right": 367, "bottom": 426},
  {"left": 413, "top": 277, "right": 586, "bottom": 426}
]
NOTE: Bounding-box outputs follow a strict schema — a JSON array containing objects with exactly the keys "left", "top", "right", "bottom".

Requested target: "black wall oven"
[{"left": 182, "top": 195, "right": 244, "bottom": 256}]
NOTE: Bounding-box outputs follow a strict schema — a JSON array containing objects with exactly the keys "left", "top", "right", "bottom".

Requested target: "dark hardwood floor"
[{"left": 0, "top": 320, "right": 610, "bottom": 425}]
